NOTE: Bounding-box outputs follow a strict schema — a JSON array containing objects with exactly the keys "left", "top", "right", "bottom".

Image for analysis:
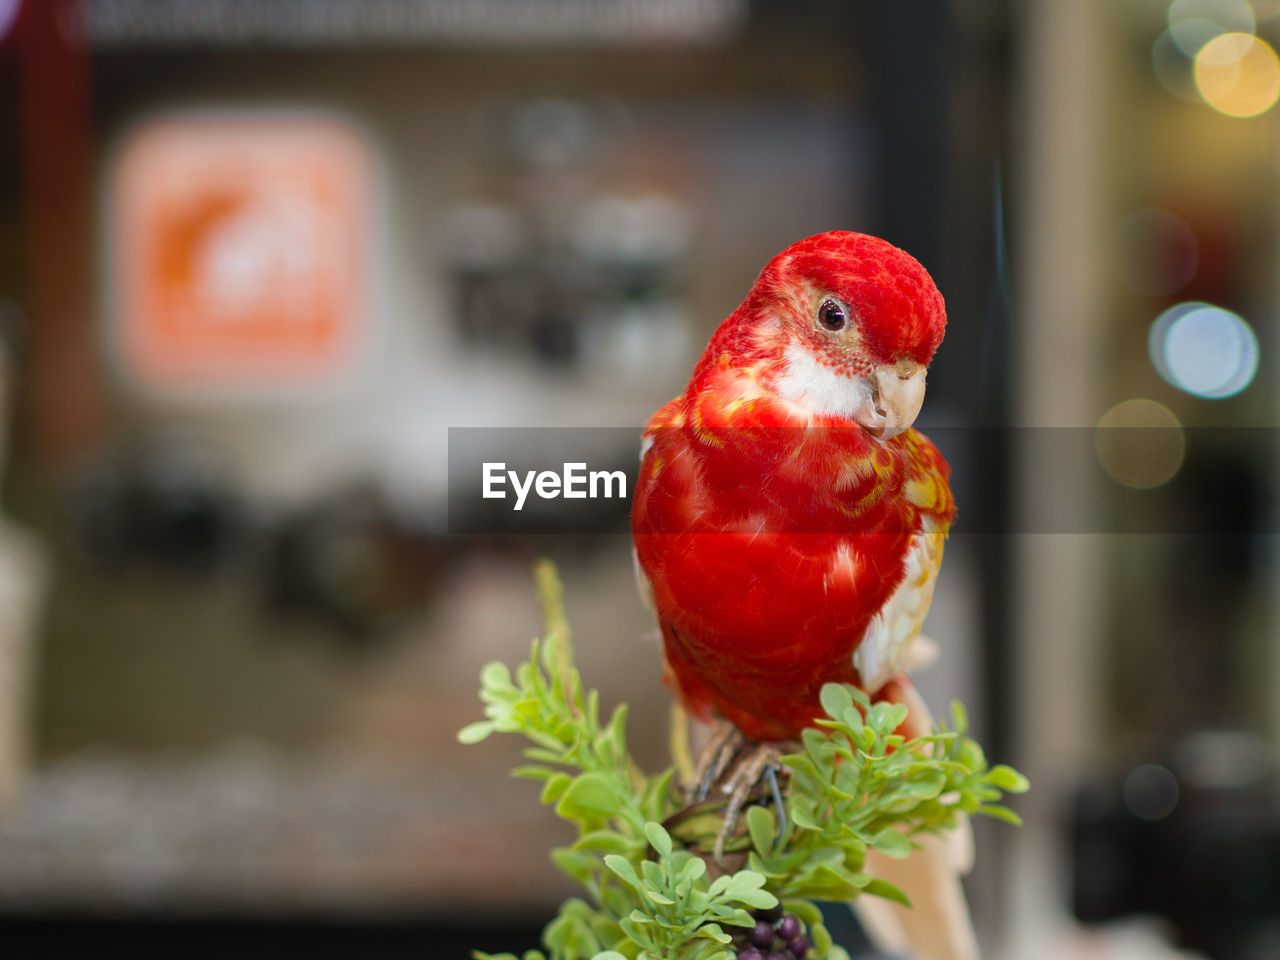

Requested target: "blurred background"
[{"left": 0, "top": 0, "right": 1277, "bottom": 957}]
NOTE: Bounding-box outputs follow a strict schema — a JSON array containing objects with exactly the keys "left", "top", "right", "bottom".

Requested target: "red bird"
[
  {"left": 630, "top": 231, "right": 975, "bottom": 960},
  {"left": 632, "top": 230, "right": 954, "bottom": 741}
]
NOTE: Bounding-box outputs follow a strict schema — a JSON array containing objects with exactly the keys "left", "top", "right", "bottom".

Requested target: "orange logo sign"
[{"left": 110, "top": 114, "right": 373, "bottom": 389}]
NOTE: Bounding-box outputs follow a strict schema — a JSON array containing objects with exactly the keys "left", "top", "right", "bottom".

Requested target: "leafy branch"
[
  {"left": 459, "top": 562, "right": 1028, "bottom": 960},
  {"left": 742, "top": 683, "right": 1027, "bottom": 907}
]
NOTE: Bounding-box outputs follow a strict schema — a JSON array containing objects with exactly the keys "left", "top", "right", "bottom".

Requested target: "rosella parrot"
[{"left": 630, "top": 231, "right": 977, "bottom": 960}]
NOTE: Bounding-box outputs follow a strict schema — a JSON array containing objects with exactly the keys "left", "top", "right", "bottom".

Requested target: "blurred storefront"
[{"left": 0, "top": 1, "right": 1275, "bottom": 958}]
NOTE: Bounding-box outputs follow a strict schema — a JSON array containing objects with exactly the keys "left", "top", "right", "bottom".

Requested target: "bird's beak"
[{"left": 854, "top": 365, "right": 927, "bottom": 440}]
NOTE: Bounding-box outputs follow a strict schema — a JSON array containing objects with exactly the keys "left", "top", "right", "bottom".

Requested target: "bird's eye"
[{"left": 817, "top": 299, "right": 847, "bottom": 332}]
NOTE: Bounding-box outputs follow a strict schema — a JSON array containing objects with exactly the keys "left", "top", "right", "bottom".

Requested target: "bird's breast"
[{"left": 629, "top": 385, "right": 952, "bottom": 739}]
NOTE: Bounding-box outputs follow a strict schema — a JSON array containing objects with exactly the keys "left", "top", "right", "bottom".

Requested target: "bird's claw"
[
  {"left": 764, "top": 763, "right": 788, "bottom": 840},
  {"left": 690, "top": 720, "right": 744, "bottom": 802},
  {"left": 680, "top": 722, "right": 796, "bottom": 867},
  {"left": 712, "top": 742, "right": 787, "bottom": 864}
]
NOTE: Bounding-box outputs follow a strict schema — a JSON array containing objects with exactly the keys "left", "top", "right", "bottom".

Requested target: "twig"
[{"left": 534, "top": 558, "right": 578, "bottom": 717}]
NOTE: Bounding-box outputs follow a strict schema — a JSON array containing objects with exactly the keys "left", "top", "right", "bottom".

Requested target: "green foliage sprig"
[{"left": 458, "top": 562, "right": 1028, "bottom": 960}]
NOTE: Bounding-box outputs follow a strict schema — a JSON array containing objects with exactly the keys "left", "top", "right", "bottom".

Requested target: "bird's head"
[{"left": 742, "top": 231, "right": 946, "bottom": 439}]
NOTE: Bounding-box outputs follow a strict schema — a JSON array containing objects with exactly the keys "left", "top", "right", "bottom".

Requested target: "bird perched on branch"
[{"left": 630, "top": 231, "right": 975, "bottom": 960}]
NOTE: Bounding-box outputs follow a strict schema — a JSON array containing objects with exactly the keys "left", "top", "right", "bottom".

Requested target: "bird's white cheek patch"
[{"left": 774, "top": 343, "right": 874, "bottom": 421}]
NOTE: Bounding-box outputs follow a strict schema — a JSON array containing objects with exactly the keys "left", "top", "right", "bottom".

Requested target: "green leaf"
[
  {"left": 513, "top": 698, "right": 543, "bottom": 723},
  {"left": 979, "top": 804, "right": 1024, "bottom": 826},
  {"left": 457, "top": 721, "right": 495, "bottom": 744},
  {"left": 871, "top": 828, "right": 912, "bottom": 858},
  {"left": 986, "top": 764, "right": 1031, "bottom": 793},
  {"left": 782, "top": 900, "right": 823, "bottom": 926},
  {"left": 690, "top": 924, "right": 731, "bottom": 944},
  {"left": 560, "top": 898, "right": 595, "bottom": 919},
  {"left": 865, "top": 703, "right": 889, "bottom": 733},
  {"left": 619, "top": 911, "right": 655, "bottom": 953},
  {"left": 639, "top": 859, "right": 665, "bottom": 891},
  {"left": 820, "top": 683, "right": 854, "bottom": 719},
  {"left": 565, "top": 916, "right": 602, "bottom": 957},
  {"left": 480, "top": 661, "right": 513, "bottom": 689},
  {"left": 523, "top": 747, "right": 567, "bottom": 765},
  {"left": 961, "top": 738, "right": 987, "bottom": 771},
  {"left": 732, "top": 889, "right": 779, "bottom": 910},
  {"left": 723, "top": 870, "right": 777, "bottom": 910},
  {"left": 591, "top": 953, "right": 629, "bottom": 960},
  {"left": 541, "top": 772, "right": 574, "bottom": 804},
  {"left": 573, "top": 830, "right": 634, "bottom": 854},
  {"left": 792, "top": 863, "right": 862, "bottom": 900},
  {"left": 719, "top": 908, "right": 755, "bottom": 929},
  {"left": 551, "top": 849, "right": 598, "bottom": 884},
  {"left": 511, "top": 765, "right": 552, "bottom": 781},
  {"left": 724, "top": 870, "right": 767, "bottom": 894},
  {"left": 604, "top": 704, "right": 629, "bottom": 761},
  {"left": 588, "top": 914, "right": 624, "bottom": 947},
  {"left": 898, "top": 771, "right": 946, "bottom": 799},
  {"left": 833, "top": 761, "right": 861, "bottom": 798},
  {"left": 790, "top": 795, "right": 819, "bottom": 830},
  {"left": 641, "top": 767, "right": 676, "bottom": 821},
  {"left": 811, "top": 922, "right": 833, "bottom": 957},
  {"left": 862, "top": 701, "right": 907, "bottom": 734},
  {"left": 643, "top": 821, "right": 673, "bottom": 858},
  {"left": 746, "top": 805, "right": 776, "bottom": 855},
  {"left": 676, "top": 855, "right": 707, "bottom": 887},
  {"left": 840, "top": 705, "right": 865, "bottom": 732},
  {"left": 601, "top": 883, "right": 631, "bottom": 919},
  {"left": 603, "top": 855, "right": 641, "bottom": 889},
  {"left": 800, "top": 727, "right": 827, "bottom": 759},
  {"left": 862, "top": 877, "right": 911, "bottom": 906},
  {"left": 557, "top": 773, "right": 622, "bottom": 820},
  {"left": 543, "top": 914, "right": 571, "bottom": 952}
]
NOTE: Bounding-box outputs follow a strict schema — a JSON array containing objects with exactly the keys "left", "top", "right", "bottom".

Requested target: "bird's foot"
[
  {"left": 689, "top": 720, "right": 745, "bottom": 802},
  {"left": 672, "top": 724, "right": 796, "bottom": 870},
  {"left": 711, "top": 741, "right": 790, "bottom": 863}
]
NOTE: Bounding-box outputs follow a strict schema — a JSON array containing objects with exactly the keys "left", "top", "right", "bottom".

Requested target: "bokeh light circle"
[
  {"left": 1153, "top": 29, "right": 1205, "bottom": 101},
  {"left": 1094, "top": 399, "right": 1186, "bottom": 489},
  {"left": 1194, "top": 32, "right": 1280, "bottom": 117},
  {"left": 1173, "top": 18, "right": 1230, "bottom": 57},
  {"left": 1123, "top": 764, "right": 1180, "bottom": 822},
  {"left": 1168, "top": 0, "right": 1256, "bottom": 55},
  {"left": 1148, "top": 301, "right": 1259, "bottom": 397}
]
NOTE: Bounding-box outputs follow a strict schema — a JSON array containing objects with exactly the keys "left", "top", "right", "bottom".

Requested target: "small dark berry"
[
  {"left": 787, "top": 935, "right": 810, "bottom": 957},
  {"left": 749, "top": 921, "right": 776, "bottom": 948},
  {"left": 765, "top": 953, "right": 789, "bottom": 960},
  {"left": 737, "top": 949, "right": 764, "bottom": 960},
  {"left": 757, "top": 902, "right": 784, "bottom": 923},
  {"left": 777, "top": 915, "right": 801, "bottom": 940}
]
